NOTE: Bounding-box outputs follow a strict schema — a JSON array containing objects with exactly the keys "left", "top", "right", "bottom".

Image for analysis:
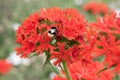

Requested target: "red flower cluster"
[
  {"left": 53, "top": 61, "right": 114, "bottom": 80},
  {"left": 83, "top": 2, "right": 109, "bottom": 15},
  {"left": 0, "top": 59, "right": 12, "bottom": 75},
  {"left": 92, "top": 13, "right": 120, "bottom": 34},
  {"left": 15, "top": 7, "right": 120, "bottom": 80},
  {"left": 91, "top": 13, "right": 120, "bottom": 73},
  {"left": 15, "top": 7, "right": 87, "bottom": 60}
]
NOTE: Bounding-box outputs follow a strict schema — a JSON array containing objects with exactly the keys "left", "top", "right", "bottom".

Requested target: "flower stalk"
[{"left": 62, "top": 60, "right": 71, "bottom": 80}]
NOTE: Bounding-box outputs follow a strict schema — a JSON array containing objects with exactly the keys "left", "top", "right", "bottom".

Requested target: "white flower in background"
[
  {"left": 74, "top": 0, "right": 83, "bottom": 5},
  {"left": 7, "top": 52, "right": 30, "bottom": 66},
  {"left": 12, "top": 23, "right": 20, "bottom": 31},
  {"left": 49, "top": 72, "right": 56, "bottom": 80},
  {"left": 115, "top": 9, "right": 120, "bottom": 18}
]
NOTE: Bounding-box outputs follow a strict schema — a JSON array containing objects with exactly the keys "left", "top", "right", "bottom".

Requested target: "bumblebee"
[{"left": 48, "top": 27, "right": 57, "bottom": 37}]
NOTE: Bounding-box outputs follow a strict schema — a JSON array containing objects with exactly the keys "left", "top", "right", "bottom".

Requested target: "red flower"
[
  {"left": 90, "top": 12, "right": 120, "bottom": 74},
  {"left": 115, "top": 17, "right": 120, "bottom": 32},
  {"left": 50, "top": 42, "right": 85, "bottom": 65},
  {"left": 78, "top": 25, "right": 97, "bottom": 60},
  {"left": 16, "top": 7, "right": 86, "bottom": 58},
  {"left": 39, "top": 7, "right": 63, "bottom": 22},
  {"left": 15, "top": 7, "right": 120, "bottom": 79},
  {"left": 83, "top": 2, "right": 109, "bottom": 15},
  {"left": 0, "top": 59, "right": 12, "bottom": 75},
  {"left": 94, "top": 34, "right": 120, "bottom": 73},
  {"left": 116, "top": 17, "right": 120, "bottom": 27},
  {"left": 114, "top": 64, "right": 120, "bottom": 74},
  {"left": 91, "top": 13, "right": 120, "bottom": 34},
  {"left": 62, "top": 8, "right": 87, "bottom": 40},
  {"left": 15, "top": 31, "right": 54, "bottom": 58},
  {"left": 50, "top": 42, "right": 72, "bottom": 65},
  {"left": 39, "top": 8, "right": 87, "bottom": 40},
  {"left": 52, "top": 76, "right": 66, "bottom": 80},
  {"left": 52, "top": 61, "right": 114, "bottom": 80}
]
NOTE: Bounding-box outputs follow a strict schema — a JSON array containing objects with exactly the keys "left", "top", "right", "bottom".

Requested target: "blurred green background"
[{"left": 0, "top": 0, "right": 120, "bottom": 80}]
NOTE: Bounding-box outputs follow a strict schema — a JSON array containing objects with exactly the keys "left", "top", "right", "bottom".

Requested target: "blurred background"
[{"left": 0, "top": 0, "right": 120, "bottom": 80}]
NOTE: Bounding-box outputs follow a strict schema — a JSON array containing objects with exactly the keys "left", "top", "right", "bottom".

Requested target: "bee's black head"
[
  {"left": 48, "top": 27, "right": 57, "bottom": 37},
  {"left": 51, "top": 27, "right": 56, "bottom": 29}
]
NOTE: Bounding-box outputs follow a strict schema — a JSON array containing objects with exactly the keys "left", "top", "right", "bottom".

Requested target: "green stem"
[{"left": 62, "top": 60, "right": 71, "bottom": 80}]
